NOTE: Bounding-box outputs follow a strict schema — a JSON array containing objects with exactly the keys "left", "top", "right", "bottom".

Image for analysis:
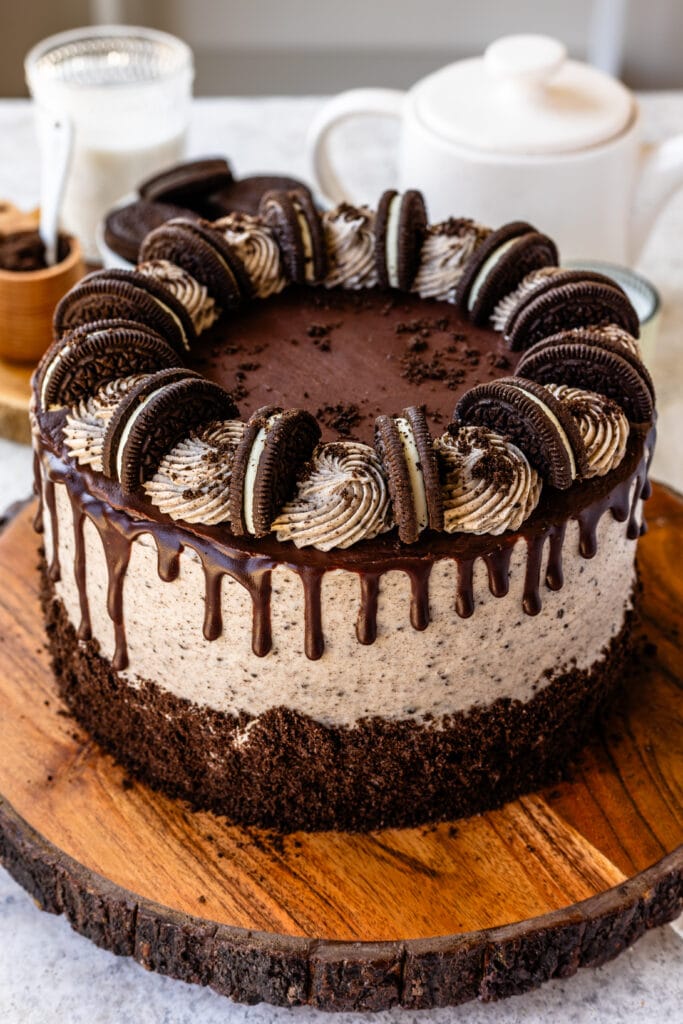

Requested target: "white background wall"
[{"left": 2, "top": 0, "right": 683, "bottom": 95}]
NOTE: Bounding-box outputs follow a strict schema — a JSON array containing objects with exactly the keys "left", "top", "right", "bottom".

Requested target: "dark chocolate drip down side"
[
  {"left": 357, "top": 571, "right": 380, "bottom": 646},
  {"left": 43, "top": 479, "right": 60, "bottom": 582},
  {"left": 36, "top": 422, "right": 654, "bottom": 668},
  {"left": 32, "top": 450, "right": 43, "bottom": 534}
]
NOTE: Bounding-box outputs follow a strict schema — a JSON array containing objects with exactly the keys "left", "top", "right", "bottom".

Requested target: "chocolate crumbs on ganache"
[
  {"left": 471, "top": 445, "right": 516, "bottom": 490},
  {"left": 316, "top": 403, "right": 362, "bottom": 436}
]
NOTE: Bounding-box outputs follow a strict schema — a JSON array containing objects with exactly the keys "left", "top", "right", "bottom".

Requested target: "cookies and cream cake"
[{"left": 32, "top": 189, "right": 655, "bottom": 831}]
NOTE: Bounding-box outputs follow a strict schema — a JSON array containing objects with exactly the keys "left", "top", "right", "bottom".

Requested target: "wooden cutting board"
[{"left": 0, "top": 488, "right": 681, "bottom": 1011}]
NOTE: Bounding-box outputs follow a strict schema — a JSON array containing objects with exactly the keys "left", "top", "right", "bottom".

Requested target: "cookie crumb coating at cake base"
[{"left": 41, "top": 565, "right": 639, "bottom": 833}]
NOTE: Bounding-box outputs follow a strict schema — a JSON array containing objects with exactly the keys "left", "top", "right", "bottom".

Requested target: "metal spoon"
[{"left": 38, "top": 117, "right": 73, "bottom": 266}]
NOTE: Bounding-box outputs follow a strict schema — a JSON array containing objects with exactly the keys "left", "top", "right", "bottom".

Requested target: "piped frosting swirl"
[
  {"left": 545, "top": 383, "right": 629, "bottom": 478},
  {"left": 323, "top": 203, "right": 378, "bottom": 289},
  {"left": 64, "top": 374, "right": 147, "bottom": 471},
  {"left": 144, "top": 419, "right": 245, "bottom": 525},
  {"left": 137, "top": 259, "right": 219, "bottom": 334},
  {"left": 435, "top": 426, "right": 542, "bottom": 535},
  {"left": 214, "top": 212, "right": 287, "bottom": 298},
  {"left": 412, "top": 219, "right": 489, "bottom": 302},
  {"left": 272, "top": 441, "right": 392, "bottom": 550}
]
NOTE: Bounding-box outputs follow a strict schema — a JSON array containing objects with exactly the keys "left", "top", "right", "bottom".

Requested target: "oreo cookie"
[
  {"left": 229, "top": 405, "right": 321, "bottom": 536},
  {"left": 374, "top": 190, "right": 427, "bottom": 290},
  {"left": 374, "top": 406, "right": 443, "bottom": 543},
  {"left": 37, "top": 321, "right": 180, "bottom": 411},
  {"left": 467, "top": 231, "right": 559, "bottom": 326},
  {"left": 103, "top": 199, "right": 199, "bottom": 265},
  {"left": 259, "top": 190, "right": 327, "bottom": 284},
  {"left": 53, "top": 269, "right": 197, "bottom": 354},
  {"left": 454, "top": 221, "right": 536, "bottom": 315},
  {"left": 515, "top": 333, "right": 655, "bottom": 422},
  {"left": 504, "top": 274, "right": 640, "bottom": 351},
  {"left": 139, "top": 217, "right": 251, "bottom": 310},
  {"left": 139, "top": 157, "right": 234, "bottom": 204},
  {"left": 207, "top": 175, "right": 314, "bottom": 218},
  {"left": 454, "top": 377, "right": 588, "bottom": 489},
  {"left": 103, "top": 369, "right": 239, "bottom": 492}
]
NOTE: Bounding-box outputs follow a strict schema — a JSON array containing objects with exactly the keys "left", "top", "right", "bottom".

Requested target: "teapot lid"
[{"left": 413, "top": 35, "right": 634, "bottom": 155}]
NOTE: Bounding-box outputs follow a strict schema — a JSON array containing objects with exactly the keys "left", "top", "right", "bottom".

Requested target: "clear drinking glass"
[{"left": 25, "top": 25, "right": 194, "bottom": 260}]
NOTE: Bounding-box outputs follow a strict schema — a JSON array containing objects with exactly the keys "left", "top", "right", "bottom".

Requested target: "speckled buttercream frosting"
[{"left": 33, "top": 189, "right": 656, "bottom": 831}]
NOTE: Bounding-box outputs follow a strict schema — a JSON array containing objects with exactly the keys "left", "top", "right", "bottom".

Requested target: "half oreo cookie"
[
  {"left": 374, "top": 405, "right": 443, "bottom": 543},
  {"left": 53, "top": 269, "right": 197, "bottom": 354},
  {"left": 139, "top": 217, "right": 251, "bottom": 309},
  {"left": 102, "top": 369, "right": 239, "bottom": 493},
  {"left": 103, "top": 199, "right": 199, "bottom": 265},
  {"left": 375, "top": 190, "right": 428, "bottom": 290},
  {"left": 259, "top": 190, "right": 327, "bottom": 284},
  {"left": 503, "top": 273, "right": 640, "bottom": 351},
  {"left": 454, "top": 377, "right": 588, "bottom": 489},
  {"left": 229, "top": 405, "right": 321, "bottom": 536},
  {"left": 37, "top": 321, "right": 181, "bottom": 411},
  {"left": 468, "top": 231, "right": 559, "bottom": 326},
  {"left": 454, "top": 221, "right": 536, "bottom": 316},
  {"left": 515, "top": 333, "right": 655, "bottom": 422}
]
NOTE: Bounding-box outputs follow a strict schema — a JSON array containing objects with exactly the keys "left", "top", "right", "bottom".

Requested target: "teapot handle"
[
  {"left": 631, "top": 134, "right": 683, "bottom": 262},
  {"left": 307, "top": 89, "right": 405, "bottom": 205}
]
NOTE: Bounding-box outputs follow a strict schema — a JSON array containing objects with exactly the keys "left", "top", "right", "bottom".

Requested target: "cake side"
[
  {"left": 34, "top": 416, "right": 650, "bottom": 830},
  {"left": 38, "top": 436, "right": 646, "bottom": 726}
]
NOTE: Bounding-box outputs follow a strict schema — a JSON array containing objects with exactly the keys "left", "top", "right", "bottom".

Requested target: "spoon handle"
[{"left": 38, "top": 117, "right": 73, "bottom": 266}]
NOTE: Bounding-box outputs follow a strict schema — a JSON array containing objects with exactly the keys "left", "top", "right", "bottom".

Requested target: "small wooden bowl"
[{"left": 0, "top": 236, "right": 85, "bottom": 364}]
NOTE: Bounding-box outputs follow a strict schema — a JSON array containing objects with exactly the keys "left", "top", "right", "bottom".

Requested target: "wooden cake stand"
[{"left": 0, "top": 488, "right": 681, "bottom": 1012}]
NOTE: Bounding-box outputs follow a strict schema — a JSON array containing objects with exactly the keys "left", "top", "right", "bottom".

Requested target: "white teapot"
[{"left": 308, "top": 34, "right": 683, "bottom": 264}]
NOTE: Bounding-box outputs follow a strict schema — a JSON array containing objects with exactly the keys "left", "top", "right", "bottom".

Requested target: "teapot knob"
[{"left": 484, "top": 34, "right": 566, "bottom": 91}]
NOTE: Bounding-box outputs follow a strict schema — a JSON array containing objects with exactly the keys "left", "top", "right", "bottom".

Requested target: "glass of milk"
[{"left": 25, "top": 26, "right": 194, "bottom": 260}]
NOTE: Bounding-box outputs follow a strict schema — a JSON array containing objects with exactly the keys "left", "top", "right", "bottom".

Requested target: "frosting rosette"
[
  {"left": 144, "top": 419, "right": 245, "bottom": 525},
  {"left": 137, "top": 258, "right": 219, "bottom": 333},
  {"left": 272, "top": 441, "right": 392, "bottom": 550},
  {"left": 412, "top": 218, "right": 489, "bottom": 301},
  {"left": 214, "top": 212, "right": 286, "bottom": 298},
  {"left": 490, "top": 266, "right": 563, "bottom": 331},
  {"left": 545, "top": 383, "right": 629, "bottom": 478},
  {"left": 435, "top": 426, "right": 541, "bottom": 535},
  {"left": 323, "top": 203, "right": 377, "bottom": 289},
  {"left": 64, "top": 375, "right": 147, "bottom": 471}
]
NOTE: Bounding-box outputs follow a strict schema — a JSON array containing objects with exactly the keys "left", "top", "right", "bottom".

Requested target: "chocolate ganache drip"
[{"left": 38, "top": 422, "right": 654, "bottom": 667}]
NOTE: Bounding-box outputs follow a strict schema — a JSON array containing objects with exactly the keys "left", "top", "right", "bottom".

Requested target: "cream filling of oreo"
[
  {"left": 114, "top": 386, "right": 168, "bottom": 483},
  {"left": 385, "top": 194, "right": 402, "bottom": 288},
  {"left": 513, "top": 383, "right": 577, "bottom": 480},
  {"left": 151, "top": 295, "right": 190, "bottom": 352},
  {"left": 291, "top": 198, "right": 315, "bottom": 283},
  {"left": 243, "top": 412, "right": 282, "bottom": 535},
  {"left": 467, "top": 236, "right": 520, "bottom": 313},
  {"left": 395, "top": 417, "right": 429, "bottom": 532}
]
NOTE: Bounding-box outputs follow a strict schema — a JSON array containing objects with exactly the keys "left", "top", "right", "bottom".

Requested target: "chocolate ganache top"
[{"left": 190, "top": 286, "right": 516, "bottom": 442}]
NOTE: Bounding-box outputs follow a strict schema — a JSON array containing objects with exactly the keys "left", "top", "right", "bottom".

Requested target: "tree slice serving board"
[{"left": 0, "top": 488, "right": 681, "bottom": 1012}]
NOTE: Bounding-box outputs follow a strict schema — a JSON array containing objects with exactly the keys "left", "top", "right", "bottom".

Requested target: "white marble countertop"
[{"left": 0, "top": 95, "right": 681, "bottom": 1022}]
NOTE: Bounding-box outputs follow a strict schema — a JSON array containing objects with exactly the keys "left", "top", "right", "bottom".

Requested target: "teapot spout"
[{"left": 631, "top": 134, "right": 683, "bottom": 262}]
